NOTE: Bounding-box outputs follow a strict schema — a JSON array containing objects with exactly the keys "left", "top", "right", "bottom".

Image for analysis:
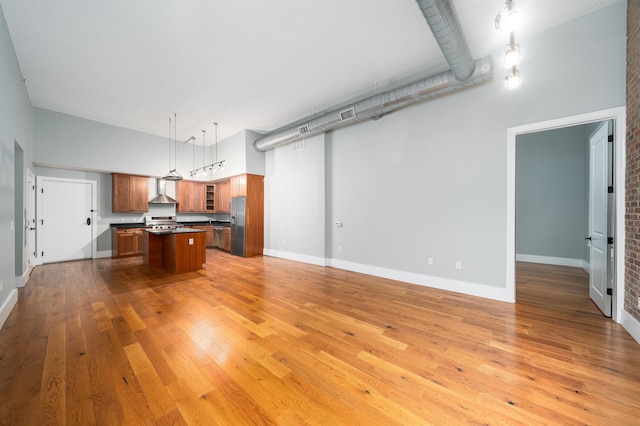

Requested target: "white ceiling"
[{"left": 0, "top": 0, "right": 622, "bottom": 144}]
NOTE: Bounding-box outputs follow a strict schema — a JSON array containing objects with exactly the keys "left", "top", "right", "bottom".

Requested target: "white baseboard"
[
  {"left": 263, "top": 250, "right": 509, "bottom": 302},
  {"left": 0, "top": 289, "right": 18, "bottom": 330},
  {"left": 263, "top": 249, "right": 327, "bottom": 266},
  {"left": 328, "top": 259, "right": 509, "bottom": 302},
  {"left": 95, "top": 250, "right": 113, "bottom": 259},
  {"left": 621, "top": 310, "right": 640, "bottom": 345},
  {"left": 516, "top": 254, "right": 588, "bottom": 269},
  {"left": 14, "top": 265, "right": 33, "bottom": 288}
]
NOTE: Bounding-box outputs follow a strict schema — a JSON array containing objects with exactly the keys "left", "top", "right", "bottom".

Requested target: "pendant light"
[{"left": 164, "top": 113, "right": 183, "bottom": 181}]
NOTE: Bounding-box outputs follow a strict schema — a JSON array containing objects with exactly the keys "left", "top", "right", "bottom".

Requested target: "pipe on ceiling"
[{"left": 253, "top": 0, "right": 489, "bottom": 152}]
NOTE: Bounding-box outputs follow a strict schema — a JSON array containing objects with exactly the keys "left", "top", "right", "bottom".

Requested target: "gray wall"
[
  {"left": 516, "top": 125, "right": 589, "bottom": 264},
  {"left": 1, "top": 4, "right": 33, "bottom": 320},
  {"left": 263, "top": 3, "right": 626, "bottom": 298},
  {"left": 33, "top": 108, "right": 263, "bottom": 179}
]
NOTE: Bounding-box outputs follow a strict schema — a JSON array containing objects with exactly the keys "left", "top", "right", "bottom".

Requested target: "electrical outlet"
[
  {"left": 283, "top": 240, "right": 287, "bottom": 247},
  {"left": 637, "top": 296, "right": 640, "bottom": 310},
  {"left": 455, "top": 261, "right": 463, "bottom": 270},
  {"left": 188, "top": 238, "right": 194, "bottom": 245},
  {"left": 338, "top": 246, "right": 342, "bottom": 253},
  {"left": 0, "top": 280, "right": 3, "bottom": 292},
  {"left": 428, "top": 258, "right": 433, "bottom": 265}
]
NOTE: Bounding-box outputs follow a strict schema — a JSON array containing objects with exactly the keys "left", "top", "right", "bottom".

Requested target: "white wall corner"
[
  {"left": 621, "top": 310, "right": 640, "bottom": 345},
  {"left": 0, "top": 289, "right": 18, "bottom": 330}
]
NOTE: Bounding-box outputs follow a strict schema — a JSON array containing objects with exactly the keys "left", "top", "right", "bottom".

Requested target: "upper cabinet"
[
  {"left": 214, "top": 180, "right": 231, "bottom": 213},
  {"left": 177, "top": 180, "right": 206, "bottom": 213},
  {"left": 230, "top": 175, "right": 247, "bottom": 198},
  {"left": 112, "top": 173, "right": 149, "bottom": 213}
]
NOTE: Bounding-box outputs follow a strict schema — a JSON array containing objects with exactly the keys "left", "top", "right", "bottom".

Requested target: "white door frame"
[
  {"left": 27, "top": 169, "right": 37, "bottom": 270},
  {"left": 506, "top": 106, "right": 626, "bottom": 322},
  {"left": 36, "top": 176, "right": 98, "bottom": 263}
]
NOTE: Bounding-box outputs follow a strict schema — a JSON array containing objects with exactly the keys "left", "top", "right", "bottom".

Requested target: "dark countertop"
[
  {"left": 180, "top": 221, "right": 230, "bottom": 227},
  {"left": 110, "top": 223, "right": 149, "bottom": 229},
  {"left": 145, "top": 228, "right": 206, "bottom": 235}
]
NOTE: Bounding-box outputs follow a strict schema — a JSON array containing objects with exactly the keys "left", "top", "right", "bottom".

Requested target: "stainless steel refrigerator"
[{"left": 230, "top": 196, "right": 246, "bottom": 257}]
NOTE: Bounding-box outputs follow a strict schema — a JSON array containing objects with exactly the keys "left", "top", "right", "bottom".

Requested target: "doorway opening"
[{"left": 506, "top": 107, "right": 626, "bottom": 322}]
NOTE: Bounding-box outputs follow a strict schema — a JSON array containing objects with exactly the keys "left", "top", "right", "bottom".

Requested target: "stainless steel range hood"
[{"left": 149, "top": 178, "right": 177, "bottom": 204}]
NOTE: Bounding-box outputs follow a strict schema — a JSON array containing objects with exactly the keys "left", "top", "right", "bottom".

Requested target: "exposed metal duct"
[
  {"left": 253, "top": 0, "right": 487, "bottom": 152},
  {"left": 254, "top": 56, "right": 492, "bottom": 152},
  {"left": 415, "top": 0, "right": 475, "bottom": 81}
]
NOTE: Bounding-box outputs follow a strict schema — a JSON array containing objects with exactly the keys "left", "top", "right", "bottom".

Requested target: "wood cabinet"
[
  {"left": 231, "top": 174, "right": 264, "bottom": 258},
  {"left": 205, "top": 184, "right": 215, "bottom": 212},
  {"left": 230, "top": 175, "right": 247, "bottom": 198},
  {"left": 192, "top": 225, "right": 214, "bottom": 247},
  {"left": 111, "top": 228, "right": 145, "bottom": 257},
  {"left": 177, "top": 181, "right": 206, "bottom": 213},
  {"left": 112, "top": 174, "right": 149, "bottom": 213},
  {"left": 214, "top": 180, "right": 231, "bottom": 213},
  {"left": 223, "top": 227, "right": 231, "bottom": 252}
]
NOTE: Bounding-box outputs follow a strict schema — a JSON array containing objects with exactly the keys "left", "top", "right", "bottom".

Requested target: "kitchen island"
[{"left": 142, "top": 228, "right": 206, "bottom": 273}]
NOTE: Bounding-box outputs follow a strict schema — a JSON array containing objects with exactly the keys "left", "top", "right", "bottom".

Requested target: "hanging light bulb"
[
  {"left": 505, "top": 65, "right": 522, "bottom": 89},
  {"left": 495, "top": 0, "right": 520, "bottom": 32},
  {"left": 503, "top": 43, "right": 521, "bottom": 67}
]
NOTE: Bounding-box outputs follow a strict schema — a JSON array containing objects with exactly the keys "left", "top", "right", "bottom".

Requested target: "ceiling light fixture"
[
  {"left": 496, "top": 0, "right": 522, "bottom": 89},
  {"left": 495, "top": 0, "right": 520, "bottom": 32},
  {"left": 163, "top": 113, "right": 183, "bottom": 181},
  {"left": 188, "top": 122, "right": 225, "bottom": 179}
]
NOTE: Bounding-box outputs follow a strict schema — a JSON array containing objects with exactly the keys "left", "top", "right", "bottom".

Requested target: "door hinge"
[
  {"left": 608, "top": 135, "right": 614, "bottom": 142},
  {"left": 41, "top": 188, "right": 44, "bottom": 193},
  {"left": 41, "top": 251, "right": 44, "bottom": 257},
  {"left": 608, "top": 186, "right": 614, "bottom": 193},
  {"left": 606, "top": 288, "right": 613, "bottom": 296},
  {"left": 608, "top": 237, "right": 614, "bottom": 244}
]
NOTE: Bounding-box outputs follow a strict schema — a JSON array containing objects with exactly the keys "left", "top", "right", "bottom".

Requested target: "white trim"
[
  {"left": 14, "top": 265, "right": 33, "bottom": 288},
  {"left": 263, "top": 249, "right": 328, "bottom": 266},
  {"left": 621, "top": 310, "right": 640, "bottom": 345},
  {"left": 507, "top": 106, "right": 626, "bottom": 322},
  {"left": 515, "top": 254, "right": 588, "bottom": 269},
  {"left": 328, "top": 259, "right": 509, "bottom": 302},
  {"left": 0, "top": 289, "right": 18, "bottom": 329},
  {"left": 96, "top": 250, "right": 113, "bottom": 259}
]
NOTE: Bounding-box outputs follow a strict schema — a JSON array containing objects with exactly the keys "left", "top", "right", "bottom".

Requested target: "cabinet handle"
[{"left": 86, "top": 217, "right": 91, "bottom": 226}]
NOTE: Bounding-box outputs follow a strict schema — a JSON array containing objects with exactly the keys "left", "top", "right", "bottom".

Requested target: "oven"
[{"left": 145, "top": 215, "right": 183, "bottom": 231}]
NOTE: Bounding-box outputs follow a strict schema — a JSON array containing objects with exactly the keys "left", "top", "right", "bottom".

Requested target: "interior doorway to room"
[
  {"left": 506, "top": 107, "right": 625, "bottom": 322},
  {"left": 36, "top": 176, "right": 98, "bottom": 264}
]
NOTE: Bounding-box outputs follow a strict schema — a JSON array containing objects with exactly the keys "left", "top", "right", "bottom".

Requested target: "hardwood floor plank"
[{"left": 1, "top": 255, "right": 639, "bottom": 424}]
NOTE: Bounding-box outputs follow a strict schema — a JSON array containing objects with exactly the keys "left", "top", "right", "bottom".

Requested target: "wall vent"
[
  {"left": 298, "top": 124, "right": 311, "bottom": 136},
  {"left": 290, "top": 139, "right": 305, "bottom": 152},
  {"left": 340, "top": 107, "right": 356, "bottom": 121}
]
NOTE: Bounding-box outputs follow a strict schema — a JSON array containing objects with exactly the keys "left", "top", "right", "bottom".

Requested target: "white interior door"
[
  {"left": 588, "top": 122, "right": 611, "bottom": 317},
  {"left": 39, "top": 177, "right": 96, "bottom": 264}
]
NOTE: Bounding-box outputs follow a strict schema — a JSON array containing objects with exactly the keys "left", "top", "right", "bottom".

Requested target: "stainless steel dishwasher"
[{"left": 213, "top": 226, "right": 224, "bottom": 249}]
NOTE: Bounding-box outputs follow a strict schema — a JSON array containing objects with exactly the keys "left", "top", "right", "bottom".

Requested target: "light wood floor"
[{"left": 1, "top": 254, "right": 638, "bottom": 425}]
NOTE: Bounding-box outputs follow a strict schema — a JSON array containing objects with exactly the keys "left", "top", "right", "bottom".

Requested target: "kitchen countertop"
[
  {"left": 111, "top": 221, "right": 230, "bottom": 229},
  {"left": 111, "top": 223, "right": 149, "bottom": 229},
  {"left": 145, "top": 228, "right": 206, "bottom": 235}
]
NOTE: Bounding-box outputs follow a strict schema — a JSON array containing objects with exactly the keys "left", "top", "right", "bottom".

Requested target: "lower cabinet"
[
  {"left": 111, "top": 228, "right": 144, "bottom": 258},
  {"left": 223, "top": 227, "right": 231, "bottom": 252},
  {"left": 192, "top": 225, "right": 214, "bottom": 247}
]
